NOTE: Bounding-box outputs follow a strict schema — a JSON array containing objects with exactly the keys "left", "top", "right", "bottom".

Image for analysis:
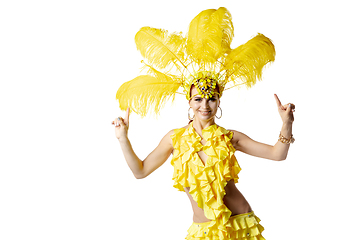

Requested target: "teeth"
[{"left": 199, "top": 111, "right": 210, "bottom": 115}]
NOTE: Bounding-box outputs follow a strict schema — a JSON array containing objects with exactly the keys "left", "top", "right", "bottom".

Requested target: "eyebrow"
[
  {"left": 193, "top": 95, "right": 218, "bottom": 98},
  {"left": 192, "top": 95, "right": 201, "bottom": 99}
]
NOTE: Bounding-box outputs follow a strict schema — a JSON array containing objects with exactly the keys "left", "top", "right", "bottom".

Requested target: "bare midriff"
[{"left": 184, "top": 179, "right": 252, "bottom": 223}]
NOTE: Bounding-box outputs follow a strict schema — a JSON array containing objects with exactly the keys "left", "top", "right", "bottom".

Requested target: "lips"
[{"left": 198, "top": 110, "right": 211, "bottom": 115}]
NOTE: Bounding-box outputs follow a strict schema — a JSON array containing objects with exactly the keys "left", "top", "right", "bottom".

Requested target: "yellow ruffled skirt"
[{"left": 186, "top": 212, "right": 265, "bottom": 240}]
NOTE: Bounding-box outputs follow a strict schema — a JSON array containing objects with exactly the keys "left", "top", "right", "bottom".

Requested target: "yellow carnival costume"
[
  {"left": 116, "top": 7, "right": 275, "bottom": 240},
  {"left": 171, "top": 122, "right": 265, "bottom": 240}
]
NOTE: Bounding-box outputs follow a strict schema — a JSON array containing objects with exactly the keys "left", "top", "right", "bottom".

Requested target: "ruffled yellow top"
[{"left": 170, "top": 122, "right": 242, "bottom": 238}]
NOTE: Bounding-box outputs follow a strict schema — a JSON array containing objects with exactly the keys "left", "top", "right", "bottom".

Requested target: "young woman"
[
  {"left": 114, "top": 87, "right": 294, "bottom": 239},
  {"left": 113, "top": 7, "right": 294, "bottom": 240}
]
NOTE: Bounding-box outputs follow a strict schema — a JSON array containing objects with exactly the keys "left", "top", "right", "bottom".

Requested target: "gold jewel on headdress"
[
  {"left": 116, "top": 7, "right": 275, "bottom": 117},
  {"left": 187, "top": 71, "right": 221, "bottom": 100}
]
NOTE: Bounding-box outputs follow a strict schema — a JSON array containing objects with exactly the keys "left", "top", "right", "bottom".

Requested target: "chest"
[
  {"left": 197, "top": 150, "right": 208, "bottom": 165},
  {"left": 196, "top": 137, "right": 206, "bottom": 162}
]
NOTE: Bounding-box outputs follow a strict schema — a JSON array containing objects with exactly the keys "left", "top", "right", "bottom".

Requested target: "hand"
[
  {"left": 112, "top": 107, "right": 130, "bottom": 140},
  {"left": 274, "top": 94, "right": 295, "bottom": 124}
]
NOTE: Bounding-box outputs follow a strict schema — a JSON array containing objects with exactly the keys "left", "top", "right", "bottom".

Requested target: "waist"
[{"left": 193, "top": 211, "right": 255, "bottom": 225}]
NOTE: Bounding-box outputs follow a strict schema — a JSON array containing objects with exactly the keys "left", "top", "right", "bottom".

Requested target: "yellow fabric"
[
  {"left": 170, "top": 123, "right": 242, "bottom": 239},
  {"left": 186, "top": 212, "right": 265, "bottom": 240}
]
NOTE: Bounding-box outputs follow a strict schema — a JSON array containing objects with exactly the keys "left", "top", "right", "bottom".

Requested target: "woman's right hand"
[{"left": 113, "top": 107, "right": 130, "bottom": 141}]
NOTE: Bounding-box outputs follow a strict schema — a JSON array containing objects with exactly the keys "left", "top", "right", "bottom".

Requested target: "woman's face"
[{"left": 189, "top": 85, "right": 220, "bottom": 121}]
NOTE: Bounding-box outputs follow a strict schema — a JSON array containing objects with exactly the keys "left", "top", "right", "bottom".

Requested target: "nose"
[{"left": 201, "top": 98, "right": 210, "bottom": 108}]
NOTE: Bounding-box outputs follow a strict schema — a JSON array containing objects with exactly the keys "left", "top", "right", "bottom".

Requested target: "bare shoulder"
[
  {"left": 228, "top": 129, "right": 247, "bottom": 141},
  {"left": 162, "top": 129, "right": 175, "bottom": 144},
  {"left": 163, "top": 124, "right": 190, "bottom": 148},
  {"left": 162, "top": 126, "right": 184, "bottom": 148},
  {"left": 165, "top": 124, "right": 188, "bottom": 138},
  {"left": 227, "top": 129, "right": 251, "bottom": 149}
]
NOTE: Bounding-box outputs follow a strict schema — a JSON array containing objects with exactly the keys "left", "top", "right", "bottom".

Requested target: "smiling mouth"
[{"left": 198, "top": 110, "right": 211, "bottom": 115}]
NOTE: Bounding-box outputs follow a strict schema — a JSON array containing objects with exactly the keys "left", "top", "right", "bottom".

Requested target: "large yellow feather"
[
  {"left": 135, "top": 27, "right": 186, "bottom": 71},
  {"left": 223, "top": 33, "right": 275, "bottom": 87},
  {"left": 187, "top": 8, "right": 234, "bottom": 67},
  {"left": 208, "top": 7, "right": 234, "bottom": 55},
  {"left": 116, "top": 72, "right": 181, "bottom": 117},
  {"left": 186, "top": 9, "right": 217, "bottom": 65}
]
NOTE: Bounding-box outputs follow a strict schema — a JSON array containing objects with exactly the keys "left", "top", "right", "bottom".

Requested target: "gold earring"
[
  {"left": 188, "top": 107, "right": 194, "bottom": 120},
  {"left": 215, "top": 106, "right": 222, "bottom": 119}
]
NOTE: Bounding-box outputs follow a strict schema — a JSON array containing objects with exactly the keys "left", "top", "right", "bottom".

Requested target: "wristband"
[{"left": 278, "top": 133, "right": 295, "bottom": 144}]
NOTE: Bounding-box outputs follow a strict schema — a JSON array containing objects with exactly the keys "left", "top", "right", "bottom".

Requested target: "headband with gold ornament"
[
  {"left": 116, "top": 7, "right": 275, "bottom": 117},
  {"left": 184, "top": 71, "right": 223, "bottom": 100}
]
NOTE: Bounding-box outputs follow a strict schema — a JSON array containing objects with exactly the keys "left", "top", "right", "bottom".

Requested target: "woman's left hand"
[{"left": 274, "top": 94, "right": 295, "bottom": 124}]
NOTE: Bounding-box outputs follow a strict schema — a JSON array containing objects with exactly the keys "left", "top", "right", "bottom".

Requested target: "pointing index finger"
[
  {"left": 124, "top": 107, "right": 130, "bottom": 125},
  {"left": 274, "top": 94, "right": 285, "bottom": 110}
]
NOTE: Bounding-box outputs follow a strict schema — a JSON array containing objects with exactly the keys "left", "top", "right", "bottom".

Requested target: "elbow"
[
  {"left": 134, "top": 170, "right": 148, "bottom": 179},
  {"left": 271, "top": 152, "right": 288, "bottom": 161},
  {"left": 277, "top": 156, "right": 287, "bottom": 161},
  {"left": 275, "top": 154, "right": 287, "bottom": 161},
  {"left": 134, "top": 173, "right": 145, "bottom": 179},
  {"left": 271, "top": 148, "right": 288, "bottom": 161},
  {"left": 133, "top": 162, "right": 146, "bottom": 179}
]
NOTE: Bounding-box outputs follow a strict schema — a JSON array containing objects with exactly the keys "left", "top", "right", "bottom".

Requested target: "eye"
[
  {"left": 194, "top": 98, "right": 202, "bottom": 102},
  {"left": 209, "top": 98, "right": 217, "bottom": 101}
]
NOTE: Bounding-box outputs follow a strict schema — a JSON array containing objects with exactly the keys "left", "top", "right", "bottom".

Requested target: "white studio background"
[{"left": 0, "top": 0, "right": 359, "bottom": 239}]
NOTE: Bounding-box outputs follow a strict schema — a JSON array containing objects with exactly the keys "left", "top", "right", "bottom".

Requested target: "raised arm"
[
  {"left": 114, "top": 108, "right": 174, "bottom": 179},
  {"left": 231, "top": 94, "right": 295, "bottom": 161}
]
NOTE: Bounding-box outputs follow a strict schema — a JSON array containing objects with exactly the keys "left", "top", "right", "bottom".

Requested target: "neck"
[{"left": 191, "top": 118, "right": 216, "bottom": 131}]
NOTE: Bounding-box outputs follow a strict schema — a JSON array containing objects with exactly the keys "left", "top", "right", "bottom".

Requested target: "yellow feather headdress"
[{"left": 116, "top": 7, "right": 275, "bottom": 117}]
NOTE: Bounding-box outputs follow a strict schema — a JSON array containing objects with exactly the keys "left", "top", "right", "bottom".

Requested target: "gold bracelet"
[{"left": 278, "top": 133, "right": 295, "bottom": 144}]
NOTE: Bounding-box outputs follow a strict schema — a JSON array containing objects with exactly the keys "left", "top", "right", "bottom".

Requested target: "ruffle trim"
[
  {"left": 170, "top": 123, "right": 242, "bottom": 238},
  {"left": 186, "top": 213, "right": 265, "bottom": 240}
]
